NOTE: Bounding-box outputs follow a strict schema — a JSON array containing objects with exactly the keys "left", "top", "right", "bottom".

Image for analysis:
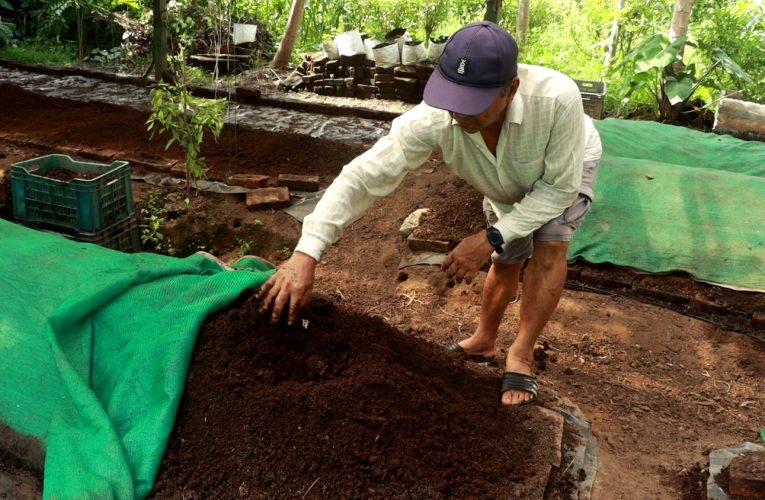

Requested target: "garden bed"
[{"left": 0, "top": 76, "right": 764, "bottom": 498}]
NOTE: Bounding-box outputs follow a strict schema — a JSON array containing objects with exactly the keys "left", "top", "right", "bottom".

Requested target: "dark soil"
[
  {"left": 410, "top": 177, "right": 484, "bottom": 248},
  {"left": 0, "top": 83, "right": 366, "bottom": 182},
  {"left": 678, "top": 462, "right": 709, "bottom": 500},
  {"left": 151, "top": 295, "right": 561, "bottom": 499},
  {"left": 40, "top": 168, "right": 99, "bottom": 181}
]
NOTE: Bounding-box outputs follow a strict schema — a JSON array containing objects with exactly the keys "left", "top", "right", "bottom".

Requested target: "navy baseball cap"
[{"left": 424, "top": 21, "right": 519, "bottom": 116}]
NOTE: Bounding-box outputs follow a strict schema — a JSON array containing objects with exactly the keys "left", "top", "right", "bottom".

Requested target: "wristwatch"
[{"left": 486, "top": 226, "right": 504, "bottom": 254}]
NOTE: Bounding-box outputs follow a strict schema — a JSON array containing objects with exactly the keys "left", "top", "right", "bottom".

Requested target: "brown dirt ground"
[{"left": 1, "top": 80, "right": 765, "bottom": 499}]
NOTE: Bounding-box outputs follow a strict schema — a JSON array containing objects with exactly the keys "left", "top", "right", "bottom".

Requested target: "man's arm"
[{"left": 258, "top": 104, "right": 443, "bottom": 324}]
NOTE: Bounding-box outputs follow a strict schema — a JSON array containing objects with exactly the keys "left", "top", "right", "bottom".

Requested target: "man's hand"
[
  {"left": 441, "top": 230, "right": 494, "bottom": 284},
  {"left": 257, "top": 251, "right": 317, "bottom": 325}
]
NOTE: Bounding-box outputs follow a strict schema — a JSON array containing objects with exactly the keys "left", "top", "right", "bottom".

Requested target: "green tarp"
[
  {"left": 0, "top": 219, "right": 274, "bottom": 499},
  {"left": 571, "top": 119, "right": 765, "bottom": 291}
]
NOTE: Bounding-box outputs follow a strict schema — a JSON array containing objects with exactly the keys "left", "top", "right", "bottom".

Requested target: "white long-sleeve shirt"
[{"left": 296, "top": 64, "right": 603, "bottom": 262}]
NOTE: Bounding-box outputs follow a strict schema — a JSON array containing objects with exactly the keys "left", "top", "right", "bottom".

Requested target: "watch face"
[{"left": 487, "top": 228, "right": 503, "bottom": 246}]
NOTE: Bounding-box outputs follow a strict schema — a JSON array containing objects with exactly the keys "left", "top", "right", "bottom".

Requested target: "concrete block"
[
  {"left": 246, "top": 187, "right": 291, "bottom": 210},
  {"left": 277, "top": 174, "right": 320, "bottom": 192},
  {"left": 228, "top": 174, "right": 270, "bottom": 189}
]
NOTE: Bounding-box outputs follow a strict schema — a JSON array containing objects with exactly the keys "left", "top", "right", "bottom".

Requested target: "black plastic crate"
[
  {"left": 574, "top": 80, "right": 606, "bottom": 119},
  {"left": 11, "top": 154, "right": 134, "bottom": 233},
  {"left": 72, "top": 215, "right": 141, "bottom": 253}
]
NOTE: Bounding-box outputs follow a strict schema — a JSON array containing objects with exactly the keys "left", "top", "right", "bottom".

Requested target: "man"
[{"left": 258, "top": 21, "right": 602, "bottom": 407}]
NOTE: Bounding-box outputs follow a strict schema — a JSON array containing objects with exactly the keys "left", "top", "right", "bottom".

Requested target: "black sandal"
[
  {"left": 499, "top": 371, "right": 538, "bottom": 406},
  {"left": 444, "top": 342, "right": 496, "bottom": 366}
]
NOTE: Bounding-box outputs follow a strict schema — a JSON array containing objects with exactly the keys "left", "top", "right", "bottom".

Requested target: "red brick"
[
  {"left": 566, "top": 267, "right": 581, "bottom": 281},
  {"left": 691, "top": 297, "right": 731, "bottom": 317},
  {"left": 579, "top": 270, "right": 632, "bottom": 290},
  {"left": 169, "top": 164, "right": 187, "bottom": 178},
  {"left": 246, "top": 187, "right": 290, "bottom": 210},
  {"left": 633, "top": 286, "right": 690, "bottom": 306},
  {"left": 277, "top": 174, "right": 320, "bottom": 192},
  {"left": 729, "top": 451, "right": 765, "bottom": 497},
  {"left": 407, "top": 233, "right": 450, "bottom": 253},
  {"left": 234, "top": 86, "right": 261, "bottom": 104},
  {"left": 752, "top": 312, "right": 765, "bottom": 330},
  {"left": 228, "top": 174, "right": 270, "bottom": 189}
]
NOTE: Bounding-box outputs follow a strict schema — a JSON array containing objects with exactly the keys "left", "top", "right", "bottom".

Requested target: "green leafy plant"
[
  {"left": 85, "top": 46, "right": 122, "bottom": 64},
  {"left": 236, "top": 237, "right": 253, "bottom": 256},
  {"left": 612, "top": 33, "right": 752, "bottom": 120},
  {"left": 146, "top": 48, "right": 226, "bottom": 189},
  {"left": 139, "top": 188, "right": 176, "bottom": 255}
]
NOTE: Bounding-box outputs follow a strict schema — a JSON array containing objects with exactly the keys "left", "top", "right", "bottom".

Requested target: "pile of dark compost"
[{"left": 151, "top": 296, "right": 560, "bottom": 499}]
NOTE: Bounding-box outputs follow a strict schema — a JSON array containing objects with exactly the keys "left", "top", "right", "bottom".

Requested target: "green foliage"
[
  {"left": 691, "top": 0, "right": 765, "bottom": 102},
  {"left": 3, "top": 0, "right": 764, "bottom": 113},
  {"left": 85, "top": 46, "right": 122, "bottom": 63},
  {"left": 611, "top": 32, "right": 752, "bottom": 119},
  {"left": 147, "top": 49, "right": 226, "bottom": 186},
  {"left": 236, "top": 237, "right": 253, "bottom": 256},
  {"left": 139, "top": 188, "right": 176, "bottom": 255},
  {"left": 0, "top": 39, "right": 78, "bottom": 64}
]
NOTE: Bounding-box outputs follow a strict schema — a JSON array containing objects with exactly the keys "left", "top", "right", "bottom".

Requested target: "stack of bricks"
[
  {"left": 306, "top": 54, "right": 378, "bottom": 99},
  {"left": 300, "top": 51, "right": 437, "bottom": 104}
]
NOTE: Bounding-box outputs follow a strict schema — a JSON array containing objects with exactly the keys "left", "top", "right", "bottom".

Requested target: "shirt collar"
[{"left": 506, "top": 94, "right": 524, "bottom": 125}]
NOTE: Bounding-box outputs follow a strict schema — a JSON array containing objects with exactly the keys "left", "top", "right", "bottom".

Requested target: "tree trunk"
[
  {"left": 484, "top": 0, "right": 503, "bottom": 24},
  {"left": 669, "top": 0, "right": 694, "bottom": 51},
  {"left": 517, "top": 0, "right": 530, "bottom": 49},
  {"left": 604, "top": 0, "right": 624, "bottom": 69},
  {"left": 152, "top": 0, "right": 171, "bottom": 82},
  {"left": 271, "top": 0, "right": 306, "bottom": 68}
]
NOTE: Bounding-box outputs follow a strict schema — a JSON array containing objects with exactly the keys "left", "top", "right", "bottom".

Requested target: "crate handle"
[{"left": 106, "top": 178, "right": 119, "bottom": 187}]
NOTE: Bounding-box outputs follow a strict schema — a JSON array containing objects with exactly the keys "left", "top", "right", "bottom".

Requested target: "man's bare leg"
[
  {"left": 457, "top": 260, "right": 523, "bottom": 358},
  {"left": 502, "top": 240, "right": 569, "bottom": 406}
]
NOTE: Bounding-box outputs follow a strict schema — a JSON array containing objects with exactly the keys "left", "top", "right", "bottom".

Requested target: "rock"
[
  {"left": 729, "top": 451, "right": 765, "bottom": 497},
  {"left": 398, "top": 208, "right": 430, "bottom": 237}
]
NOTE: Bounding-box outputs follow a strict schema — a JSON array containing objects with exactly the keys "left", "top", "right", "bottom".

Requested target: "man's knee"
[{"left": 531, "top": 240, "right": 569, "bottom": 269}]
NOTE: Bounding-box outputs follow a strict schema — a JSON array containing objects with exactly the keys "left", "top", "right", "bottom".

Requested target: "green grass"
[{"left": 0, "top": 40, "right": 78, "bottom": 65}]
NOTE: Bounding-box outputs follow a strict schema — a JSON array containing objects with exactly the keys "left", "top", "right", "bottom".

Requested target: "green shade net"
[
  {"left": 570, "top": 119, "right": 765, "bottom": 291},
  {"left": 0, "top": 219, "right": 274, "bottom": 499}
]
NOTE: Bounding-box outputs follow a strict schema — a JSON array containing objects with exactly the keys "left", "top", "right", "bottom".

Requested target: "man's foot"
[
  {"left": 454, "top": 334, "right": 496, "bottom": 359},
  {"left": 501, "top": 352, "right": 535, "bottom": 406}
]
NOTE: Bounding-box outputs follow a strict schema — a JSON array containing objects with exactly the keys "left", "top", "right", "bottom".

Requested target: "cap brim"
[{"left": 423, "top": 67, "right": 503, "bottom": 115}]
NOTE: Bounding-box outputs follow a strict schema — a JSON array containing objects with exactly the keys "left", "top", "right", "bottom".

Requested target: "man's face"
[{"left": 450, "top": 77, "right": 520, "bottom": 134}]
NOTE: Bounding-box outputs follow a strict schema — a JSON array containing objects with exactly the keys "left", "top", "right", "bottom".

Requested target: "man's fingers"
[
  {"left": 256, "top": 276, "right": 274, "bottom": 299},
  {"left": 288, "top": 294, "right": 305, "bottom": 326},
  {"left": 464, "top": 271, "right": 477, "bottom": 284},
  {"left": 441, "top": 253, "right": 454, "bottom": 271},
  {"left": 270, "top": 286, "right": 291, "bottom": 323}
]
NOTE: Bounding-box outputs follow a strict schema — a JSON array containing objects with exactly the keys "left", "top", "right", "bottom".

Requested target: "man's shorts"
[{"left": 484, "top": 159, "right": 600, "bottom": 265}]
